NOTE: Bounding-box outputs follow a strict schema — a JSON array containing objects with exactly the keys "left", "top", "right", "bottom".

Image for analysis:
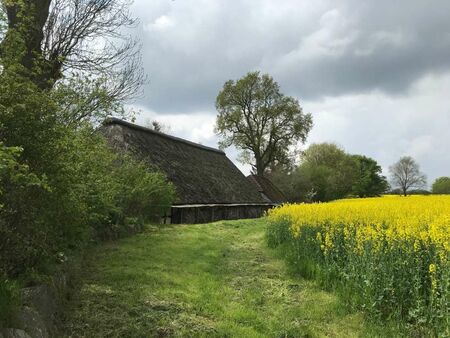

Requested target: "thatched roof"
[
  {"left": 247, "top": 175, "right": 287, "bottom": 204},
  {"left": 101, "top": 118, "right": 266, "bottom": 205}
]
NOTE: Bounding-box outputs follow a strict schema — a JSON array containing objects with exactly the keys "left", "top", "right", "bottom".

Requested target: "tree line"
[{"left": 269, "top": 143, "right": 389, "bottom": 202}]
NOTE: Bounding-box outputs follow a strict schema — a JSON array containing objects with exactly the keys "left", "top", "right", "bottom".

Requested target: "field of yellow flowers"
[{"left": 267, "top": 195, "right": 449, "bottom": 335}]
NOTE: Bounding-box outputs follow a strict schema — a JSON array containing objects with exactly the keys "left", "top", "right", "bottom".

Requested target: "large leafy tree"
[
  {"left": 431, "top": 176, "right": 450, "bottom": 194},
  {"left": 215, "top": 71, "right": 313, "bottom": 176},
  {"left": 351, "top": 155, "right": 388, "bottom": 197},
  {"left": 389, "top": 156, "right": 427, "bottom": 196}
]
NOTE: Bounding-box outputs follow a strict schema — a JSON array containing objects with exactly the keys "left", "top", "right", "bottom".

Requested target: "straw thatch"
[
  {"left": 101, "top": 118, "right": 266, "bottom": 205},
  {"left": 247, "top": 175, "right": 287, "bottom": 204}
]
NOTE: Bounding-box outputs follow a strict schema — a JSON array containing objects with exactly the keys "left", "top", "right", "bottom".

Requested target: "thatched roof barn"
[
  {"left": 247, "top": 175, "right": 287, "bottom": 204},
  {"left": 101, "top": 118, "right": 271, "bottom": 223}
]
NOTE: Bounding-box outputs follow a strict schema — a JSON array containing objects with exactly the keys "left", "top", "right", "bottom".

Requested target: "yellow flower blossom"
[{"left": 267, "top": 195, "right": 449, "bottom": 329}]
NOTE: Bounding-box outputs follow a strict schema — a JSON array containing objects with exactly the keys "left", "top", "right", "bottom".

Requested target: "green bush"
[
  {"left": 68, "top": 127, "right": 175, "bottom": 239},
  {"left": 0, "top": 144, "right": 50, "bottom": 277},
  {"left": 432, "top": 177, "right": 450, "bottom": 194},
  {"left": 0, "top": 278, "right": 19, "bottom": 327},
  {"left": 0, "top": 73, "right": 175, "bottom": 280},
  {"left": 0, "top": 125, "right": 175, "bottom": 278},
  {"left": 0, "top": 17, "right": 175, "bottom": 325}
]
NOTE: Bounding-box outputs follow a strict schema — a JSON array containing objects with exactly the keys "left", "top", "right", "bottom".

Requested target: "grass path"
[{"left": 63, "top": 219, "right": 391, "bottom": 337}]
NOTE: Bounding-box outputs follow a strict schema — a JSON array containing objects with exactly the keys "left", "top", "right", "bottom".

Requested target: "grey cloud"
[
  {"left": 303, "top": 73, "right": 450, "bottom": 184},
  {"left": 129, "top": 0, "right": 450, "bottom": 184},
  {"left": 276, "top": 1, "right": 450, "bottom": 99},
  {"left": 131, "top": 0, "right": 450, "bottom": 113}
]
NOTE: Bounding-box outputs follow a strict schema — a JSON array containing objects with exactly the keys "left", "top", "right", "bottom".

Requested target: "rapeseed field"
[{"left": 267, "top": 196, "right": 449, "bottom": 335}]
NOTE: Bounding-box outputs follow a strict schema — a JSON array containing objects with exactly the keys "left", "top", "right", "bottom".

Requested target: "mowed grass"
[{"left": 63, "top": 219, "right": 403, "bottom": 337}]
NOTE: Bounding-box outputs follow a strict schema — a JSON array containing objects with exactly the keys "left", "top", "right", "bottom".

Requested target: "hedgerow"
[{"left": 0, "top": 71, "right": 175, "bottom": 326}]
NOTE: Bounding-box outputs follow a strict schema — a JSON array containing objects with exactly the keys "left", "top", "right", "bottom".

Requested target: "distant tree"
[
  {"left": 408, "top": 189, "right": 431, "bottom": 195},
  {"left": 269, "top": 144, "right": 390, "bottom": 202},
  {"left": 215, "top": 71, "right": 313, "bottom": 176},
  {"left": 296, "top": 143, "right": 356, "bottom": 202},
  {"left": 147, "top": 120, "right": 170, "bottom": 134},
  {"left": 351, "top": 155, "right": 388, "bottom": 197},
  {"left": 431, "top": 176, "right": 450, "bottom": 194},
  {"left": 389, "top": 156, "right": 427, "bottom": 196}
]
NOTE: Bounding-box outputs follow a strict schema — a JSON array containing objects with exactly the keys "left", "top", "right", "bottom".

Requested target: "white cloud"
[
  {"left": 144, "top": 15, "right": 175, "bottom": 32},
  {"left": 133, "top": 108, "right": 215, "bottom": 144},
  {"left": 304, "top": 71, "right": 450, "bottom": 184}
]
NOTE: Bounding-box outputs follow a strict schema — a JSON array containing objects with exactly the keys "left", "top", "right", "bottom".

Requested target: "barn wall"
[{"left": 169, "top": 204, "right": 273, "bottom": 224}]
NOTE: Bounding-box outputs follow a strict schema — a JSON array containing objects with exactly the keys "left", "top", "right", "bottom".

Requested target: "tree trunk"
[
  {"left": 1, "top": 0, "right": 56, "bottom": 88},
  {"left": 255, "top": 156, "right": 265, "bottom": 176}
]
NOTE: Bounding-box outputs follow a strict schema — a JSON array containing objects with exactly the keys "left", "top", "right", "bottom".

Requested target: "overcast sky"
[{"left": 128, "top": 0, "right": 450, "bottom": 185}]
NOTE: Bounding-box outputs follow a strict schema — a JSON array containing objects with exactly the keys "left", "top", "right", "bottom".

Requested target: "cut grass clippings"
[{"left": 62, "top": 218, "right": 405, "bottom": 337}]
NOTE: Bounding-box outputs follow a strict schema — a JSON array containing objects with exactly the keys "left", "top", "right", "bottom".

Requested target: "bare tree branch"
[
  {"left": 389, "top": 156, "right": 427, "bottom": 195},
  {"left": 1, "top": 0, "right": 144, "bottom": 123}
]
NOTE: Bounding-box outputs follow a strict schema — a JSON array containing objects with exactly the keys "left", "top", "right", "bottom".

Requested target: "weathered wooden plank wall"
[{"left": 169, "top": 204, "right": 273, "bottom": 224}]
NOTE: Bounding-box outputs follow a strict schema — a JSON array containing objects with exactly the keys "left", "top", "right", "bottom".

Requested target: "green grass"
[{"left": 62, "top": 219, "right": 404, "bottom": 337}]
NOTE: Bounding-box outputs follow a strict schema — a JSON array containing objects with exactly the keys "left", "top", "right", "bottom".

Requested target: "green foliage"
[
  {"left": 0, "top": 114, "right": 175, "bottom": 279},
  {"left": 432, "top": 176, "right": 450, "bottom": 194},
  {"left": 0, "top": 0, "right": 166, "bottom": 326},
  {"left": 0, "top": 145, "right": 44, "bottom": 326},
  {"left": 64, "top": 127, "right": 175, "bottom": 240},
  {"left": 0, "top": 71, "right": 66, "bottom": 277},
  {"left": 0, "top": 48, "right": 174, "bottom": 325},
  {"left": 0, "top": 144, "right": 47, "bottom": 199},
  {"left": 0, "top": 143, "right": 49, "bottom": 278},
  {"left": 298, "top": 143, "right": 356, "bottom": 202},
  {"left": 271, "top": 144, "right": 389, "bottom": 202},
  {"left": 63, "top": 219, "right": 402, "bottom": 337},
  {"left": 351, "top": 155, "right": 389, "bottom": 197},
  {"left": 115, "top": 159, "right": 175, "bottom": 223},
  {"left": 52, "top": 73, "right": 133, "bottom": 126},
  {"left": 215, "top": 71, "right": 313, "bottom": 175},
  {"left": 266, "top": 217, "right": 445, "bottom": 337},
  {"left": 0, "top": 279, "right": 19, "bottom": 327}
]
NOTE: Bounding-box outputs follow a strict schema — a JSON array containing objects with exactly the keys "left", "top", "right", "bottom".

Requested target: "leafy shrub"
[
  {"left": 68, "top": 127, "right": 175, "bottom": 239},
  {"left": 0, "top": 278, "right": 19, "bottom": 327},
  {"left": 432, "top": 177, "right": 450, "bottom": 194},
  {"left": 0, "top": 20, "right": 175, "bottom": 327},
  {"left": 0, "top": 126, "right": 175, "bottom": 322},
  {"left": 0, "top": 79, "right": 175, "bottom": 267},
  {"left": 0, "top": 144, "right": 50, "bottom": 277}
]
